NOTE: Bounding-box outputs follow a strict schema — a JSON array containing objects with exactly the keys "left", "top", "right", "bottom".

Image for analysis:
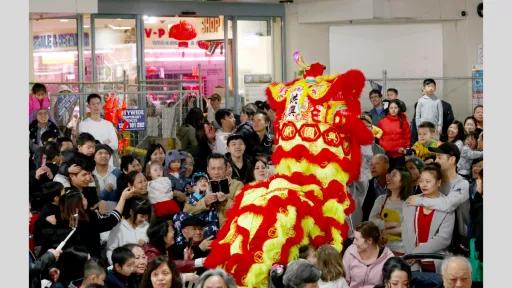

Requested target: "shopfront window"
[
  {"left": 143, "top": 16, "right": 227, "bottom": 110},
  {"left": 31, "top": 17, "right": 80, "bottom": 93},
  {"left": 93, "top": 17, "right": 137, "bottom": 83}
]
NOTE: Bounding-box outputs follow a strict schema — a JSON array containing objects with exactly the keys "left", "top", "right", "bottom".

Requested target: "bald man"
[{"left": 442, "top": 256, "right": 472, "bottom": 288}]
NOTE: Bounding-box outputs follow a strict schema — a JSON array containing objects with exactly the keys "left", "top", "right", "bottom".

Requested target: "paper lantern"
[
  {"left": 197, "top": 40, "right": 209, "bottom": 50},
  {"left": 169, "top": 20, "right": 197, "bottom": 48}
]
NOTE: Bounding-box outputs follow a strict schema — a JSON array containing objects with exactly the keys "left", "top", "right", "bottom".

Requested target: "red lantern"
[
  {"left": 169, "top": 20, "right": 197, "bottom": 48},
  {"left": 146, "top": 66, "right": 158, "bottom": 75}
]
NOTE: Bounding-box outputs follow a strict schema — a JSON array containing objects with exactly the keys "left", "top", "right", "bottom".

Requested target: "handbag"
[{"left": 468, "top": 238, "right": 483, "bottom": 282}]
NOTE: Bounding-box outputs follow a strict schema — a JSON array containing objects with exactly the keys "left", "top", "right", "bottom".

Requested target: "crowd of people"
[{"left": 28, "top": 78, "right": 483, "bottom": 288}]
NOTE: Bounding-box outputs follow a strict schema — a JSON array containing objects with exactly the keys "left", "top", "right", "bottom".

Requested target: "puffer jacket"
[
  {"left": 377, "top": 114, "right": 411, "bottom": 158},
  {"left": 342, "top": 244, "right": 394, "bottom": 288},
  {"left": 29, "top": 95, "right": 51, "bottom": 122}
]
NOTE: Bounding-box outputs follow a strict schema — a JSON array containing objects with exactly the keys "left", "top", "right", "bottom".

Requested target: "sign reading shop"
[{"left": 144, "top": 17, "right": 223, "bottom": 48}]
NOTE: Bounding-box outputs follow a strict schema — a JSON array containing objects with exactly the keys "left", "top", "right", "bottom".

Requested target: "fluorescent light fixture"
[
  {"left": 59, "top": 19, "right": 69, "bottom": 22},
  {"left": 108, "top": 24, "right": 132, "bottom": 30},
  {"left": 83, "top": 25, "right": 90, "bottom": 28},
  {"left": 144, "top": 56, "right": 225, "bottom": 62},
  {"left": 143, "top": 16, "right": 158, "bottom": 24},
  {"left": 145, "top": 48, "right": 213, "bottom": 54},
  {"left": 33, "top": 49, "right": 113, "bottom": 57}
]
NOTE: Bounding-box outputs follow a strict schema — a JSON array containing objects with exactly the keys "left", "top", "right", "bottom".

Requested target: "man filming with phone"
[{"left": 182, "top": 154, "right": 243, "bottom": 236}]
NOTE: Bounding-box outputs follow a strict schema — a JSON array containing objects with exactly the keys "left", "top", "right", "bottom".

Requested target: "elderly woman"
[
  {"left": 283, "top": 259, "right": 321, "bottom": 288},
  {"left": 29, "top": 108, "right": 60, "bottom": 153},
  {"left": 195, "top": 269, "right": 238, "bottom": 288}
]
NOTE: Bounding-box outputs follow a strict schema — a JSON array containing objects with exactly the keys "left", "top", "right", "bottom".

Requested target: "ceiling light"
[
  {"left": 108, "top": 24, "right": 132, "bottom": 30},
  {"left": 59, "top": 19, "right": 69, "bottom": 22}
]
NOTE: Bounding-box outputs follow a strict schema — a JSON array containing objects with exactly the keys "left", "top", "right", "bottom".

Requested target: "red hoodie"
[{"left": 377, "top": 114, "right": 411, "bottom": 158}]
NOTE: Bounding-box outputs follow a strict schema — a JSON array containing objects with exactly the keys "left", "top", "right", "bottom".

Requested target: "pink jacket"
[
  {"left": 342, "top": 244, "right": 394, "bottom": 288},
  {"left": 28, "top": 95, "right": 50, "bottom": 122}
]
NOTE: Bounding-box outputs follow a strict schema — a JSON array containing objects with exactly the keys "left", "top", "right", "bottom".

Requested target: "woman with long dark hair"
[
  {"left": 369, "top": 168, "right": 412, "bottom": 255},
  {"left": 177, "top": 107, "right": 205, "bottom": 155},
  {"left": 143, "top": 219, "right": 200, "bottom": 273},
  {"left": 144, "top": 143, "right": 167, "bottom": 175},
  {"left": 377, "top": 100, "right": 411, "bottom": 169},
  {"left": 401, "top": 163, "right": 455, "bottom": 272},
  {"left": 374, "top": 257, "right": 412, "bottom": 288},
  {"left": 38, "top": 185, "right": 135, "bottom": 260},
  {"left": 446, "top": 120, "right": 465, "bottom": 151}
]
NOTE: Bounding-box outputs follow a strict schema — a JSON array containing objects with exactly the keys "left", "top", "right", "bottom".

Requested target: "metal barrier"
[{"left": 29, "top": 76, "right": 205, "bottom": 152}]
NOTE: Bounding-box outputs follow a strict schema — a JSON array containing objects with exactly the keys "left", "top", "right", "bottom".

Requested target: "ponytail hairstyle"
[{"left": 355, "top": 221, "right": 387, "bottom": 247}]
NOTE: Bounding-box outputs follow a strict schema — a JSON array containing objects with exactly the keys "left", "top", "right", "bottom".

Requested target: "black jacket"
[
  {"left": 29, "top": 119, "right": 60, "bottom": 149},
  {"left": 36, "top": 209, "right": 121, "bottom": 258},
  {"left": 225, "top": 153, "right": 254, "bottom": 184},
  {"left": 30, "top": 250, "right": 57, "bottom": 288},
  {"left": 105, "top": 270, "right": 139, "bottom": 288},
  {"left": 361, "top": 177, "right": 387, "bottom": 222},
  {"left": 29, "top": 162, "right": 60, "bottom": 211},
  {"left": 470, "top": 191, "right": 483, "bottom": 261},
  {"left": 234, "top": 122, "right": 273, "bottom": 161},
  {"left": 440, "top": 100, "right": 455, "bottom": 142}
]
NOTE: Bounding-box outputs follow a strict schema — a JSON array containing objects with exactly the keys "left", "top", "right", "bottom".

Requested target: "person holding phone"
[{"left": 180, "top": 154, "right": 243, "bottom": 238}]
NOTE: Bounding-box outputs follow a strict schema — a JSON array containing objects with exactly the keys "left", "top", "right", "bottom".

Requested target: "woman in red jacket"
[{"left": 377, "top": 100, "right": 411, "bottom": 169}]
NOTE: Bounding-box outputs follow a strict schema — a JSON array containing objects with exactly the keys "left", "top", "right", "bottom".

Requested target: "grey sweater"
[
  {"left": 415, "top": 94, "right": 443, "bottom": 130},
  {"left": 416, "top": 175, "right": 470, "bottom": 237}
]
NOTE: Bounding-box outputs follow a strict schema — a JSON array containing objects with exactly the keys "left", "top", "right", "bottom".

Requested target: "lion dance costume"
[{"left": 204, "top": 58, "right": 374, "bottom": 288}]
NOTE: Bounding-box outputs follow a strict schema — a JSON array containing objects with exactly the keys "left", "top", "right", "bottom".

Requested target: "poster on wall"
[
  {"left": 118, "top": 109, "right": 146, "bottom": 131},
  {"left": 243, "top": 74, "right": 272, "bottom": 104},
  {"left": 472, "top": 69, "right": 483, "bottom": 108}
]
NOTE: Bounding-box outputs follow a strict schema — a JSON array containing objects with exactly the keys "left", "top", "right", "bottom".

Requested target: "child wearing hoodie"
[
  {"left": 457, "top": 132, "right": 483, "bottom": 179},
  {"left": 29, "top": 83, "right": 51, "bottom": 122}
]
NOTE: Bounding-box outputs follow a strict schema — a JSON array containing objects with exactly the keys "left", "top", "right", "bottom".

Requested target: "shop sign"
[
  {"left": 119, "top": 109, "right": 146, "bottom": 131},
  {"left": 33, "top": 33, "right": 90, "bottom": 50},
  {"left": 201, "top": 17, "right": 221, "bottom": 34},
  {"left": 144, "top": 17, "right": 224, "bottom": 48}
]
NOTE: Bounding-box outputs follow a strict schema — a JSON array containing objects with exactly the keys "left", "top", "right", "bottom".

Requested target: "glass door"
[
  {"left": 91, "top": 16, "right": 138, "bottom": 84},
  {"left": 235, "top": 17, "right": 283, "bottom": 110}
]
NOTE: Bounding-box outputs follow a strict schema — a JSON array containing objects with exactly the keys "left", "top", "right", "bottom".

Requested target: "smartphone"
[{"left": 210, "top": 178, "right": 230, "bottom": 194}]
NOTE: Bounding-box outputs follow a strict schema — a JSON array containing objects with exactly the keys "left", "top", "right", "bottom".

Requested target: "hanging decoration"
[
  {"left": 103, "top": 92, "right": 129, "bottom": 153},
  {"left": 169, "top": 20, "right": 197, "bottom": 48}
]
